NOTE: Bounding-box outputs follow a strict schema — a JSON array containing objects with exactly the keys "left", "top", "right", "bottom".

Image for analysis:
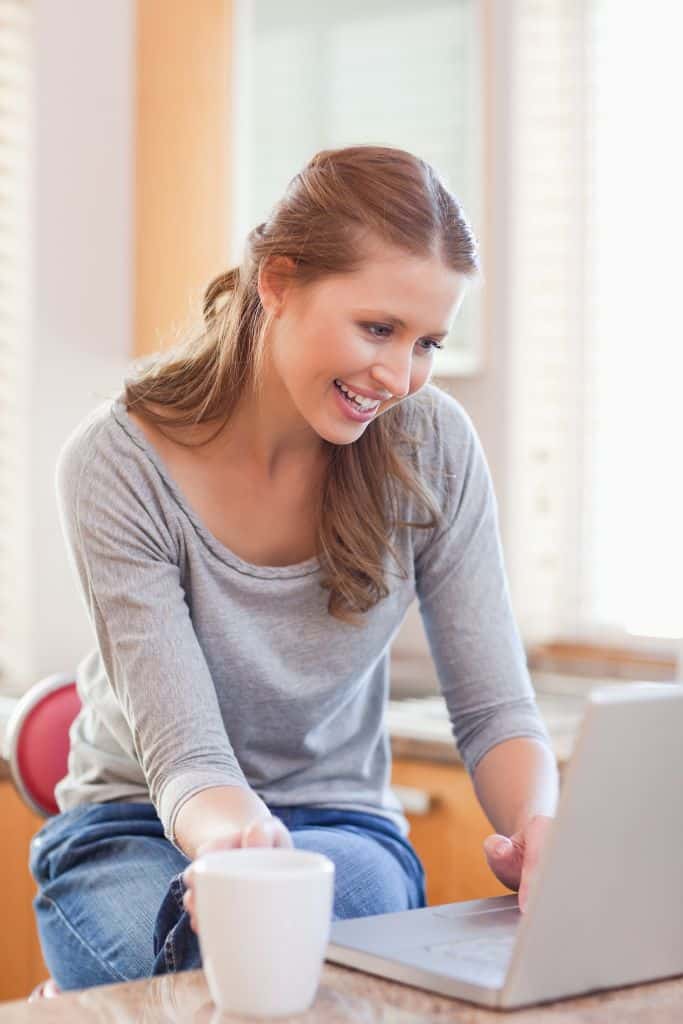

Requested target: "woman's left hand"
[{"left": 482, "top": 813, "right": 554, "bottom": 913}]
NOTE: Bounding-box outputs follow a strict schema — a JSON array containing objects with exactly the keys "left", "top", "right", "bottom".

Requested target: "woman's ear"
[{"left": 257, "top": 255, "right": 296, "bottom": 317}]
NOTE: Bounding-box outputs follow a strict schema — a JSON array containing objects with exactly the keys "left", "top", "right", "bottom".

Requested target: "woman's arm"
[
  {"left": 55, "top": 425, "right": 252, "bottom": 849},
  {"left": 412, "top": 393, "right": 559, "bottom": 908},
  {"left": 473, "top": 737, "right": 559, "bottom": 910},
  {"left": 414, "top": 395, "right": 554, "bottom": 783},
  {"left": 471, "top": 736, "right": 559, "bottom": 837}
]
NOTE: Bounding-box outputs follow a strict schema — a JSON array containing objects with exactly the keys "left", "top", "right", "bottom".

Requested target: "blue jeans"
[{"left": 29, "top": 800, "right": 427, "bottom": 992}]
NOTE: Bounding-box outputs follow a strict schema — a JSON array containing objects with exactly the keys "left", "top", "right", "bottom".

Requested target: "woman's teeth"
[{"left": 334, "top": 379, "right": 379, "bottom": 410}]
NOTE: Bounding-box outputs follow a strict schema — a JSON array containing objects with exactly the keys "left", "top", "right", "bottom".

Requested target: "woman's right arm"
[
  {"left": 55, "top": 423, "right": 260, "bottom": 850},
  {"left": 174, "top": 784, "right": 275, "bottom": 861}
]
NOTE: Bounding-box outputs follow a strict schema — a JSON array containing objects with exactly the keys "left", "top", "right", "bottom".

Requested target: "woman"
[{"left": 30, "top": 145, "right": 558, "bottom": 992}]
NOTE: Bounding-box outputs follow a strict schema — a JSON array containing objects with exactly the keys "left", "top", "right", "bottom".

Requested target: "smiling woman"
[
  {"left": 124, "top": 145, "right": 478, "bottom": 622},
  {"left": 32, "top": 144, "right": 556, "bottom": 996}
]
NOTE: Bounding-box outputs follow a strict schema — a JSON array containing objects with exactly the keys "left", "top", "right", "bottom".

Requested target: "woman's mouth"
[{"left": 333, "top": 379, "right": 381, "bottom": 421}]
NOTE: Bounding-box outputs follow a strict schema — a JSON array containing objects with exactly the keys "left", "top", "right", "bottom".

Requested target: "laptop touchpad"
[{"left": 431, "top": 904, "right": 521, "bottom": 930}]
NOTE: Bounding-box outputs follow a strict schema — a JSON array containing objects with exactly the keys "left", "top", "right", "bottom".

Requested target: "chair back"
[{"left": 3, "top": 673, "right": 81, "bottom": 817}]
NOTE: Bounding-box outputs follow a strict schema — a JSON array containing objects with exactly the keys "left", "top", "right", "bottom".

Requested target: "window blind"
[
  {"left": 233, "top": 0, "right": 484, "bottom": 376},
  {"left": 0, "top": 0, "right": 32, "bottom": 688},
  {"left": 505, "top": 0, "right": 590, "bottom": 647},
  {"left": 506, "top": 0, "right": 681, "bottom": 652},
  {"left": 581, "top": 0, "right": 683, "bottom": 643}
]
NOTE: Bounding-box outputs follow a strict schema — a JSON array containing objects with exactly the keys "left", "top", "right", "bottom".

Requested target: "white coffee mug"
[{"left": 193, "top": 848, "right": 335, "bottom": 1018}]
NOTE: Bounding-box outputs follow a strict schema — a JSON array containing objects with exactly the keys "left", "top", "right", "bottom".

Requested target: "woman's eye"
[
  {"left": 362, "top": 323, "right": 444, "bottom": 353},
  {"left": 364, "top": 323, "right": 392, "bottom": 339}
]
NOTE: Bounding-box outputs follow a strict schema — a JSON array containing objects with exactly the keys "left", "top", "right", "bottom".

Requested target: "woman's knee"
[
  {"left": 291, "top": 825, "right": 418, "bottom": 920},
  {"left": 30, "top": 811, "right": 197, "bottom": 987},
  {"left": 33, "top": 891, "right": 129, "bottom": 991}
]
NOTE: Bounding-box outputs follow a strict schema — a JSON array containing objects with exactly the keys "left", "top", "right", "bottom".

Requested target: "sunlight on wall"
[{"left": 586, "top": 0, "right": 683, "bottom": 639}]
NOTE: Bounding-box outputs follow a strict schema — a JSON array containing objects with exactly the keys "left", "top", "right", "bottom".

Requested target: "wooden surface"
[
  {"left": 135, "top": 0, "right": 234, "bottom": 359},
  {"left": 0, "top": 783, "right": 50, "bottom": 1002}
]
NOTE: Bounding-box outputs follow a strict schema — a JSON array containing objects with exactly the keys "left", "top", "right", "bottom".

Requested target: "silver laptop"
[{"left": 326, "top": 682, "right": 683, "bottom": 1009}]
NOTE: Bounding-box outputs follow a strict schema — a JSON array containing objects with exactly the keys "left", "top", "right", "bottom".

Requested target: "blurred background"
[{"left": 1, "top": 0, "right": 681, "bottom": 700}]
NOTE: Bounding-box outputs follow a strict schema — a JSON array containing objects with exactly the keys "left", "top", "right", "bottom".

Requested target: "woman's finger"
[
  {"left": 270, "top": 817, "right": 294, "bottom": 848},
  {"left": 483, "top": 832, "right": 524, "bottom": 891},
  {"left": 183, "top": 890, "right": 200, "bottom": 934},
  {"left": 182, "top": 888, "right": 199, "bottom": 934},
  {"left": 242, "top": 816, "right": 279, "bottom": 847}
]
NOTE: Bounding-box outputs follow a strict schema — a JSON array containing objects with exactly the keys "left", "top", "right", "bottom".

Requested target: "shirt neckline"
[{"left": 110, "top": 394, "right": 322, "bottom": 580}]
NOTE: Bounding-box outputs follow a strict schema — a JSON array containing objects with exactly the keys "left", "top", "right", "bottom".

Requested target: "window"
[
  {"left": 506, "top": 0, "right": 681, "bottom": 658},
  {"left": 583, "top": 0, "right": 682, "bottom": 643},
  {"left": 231, "top": 0, "right": 485, "bottom": 376}
]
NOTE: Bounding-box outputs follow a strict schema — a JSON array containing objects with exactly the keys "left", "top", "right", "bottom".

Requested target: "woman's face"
[{"left": 260, "top": 242, "right": 470, "bottom": 446}]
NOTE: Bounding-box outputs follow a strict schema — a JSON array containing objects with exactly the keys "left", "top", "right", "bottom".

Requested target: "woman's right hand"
[{"left": 181, "top": 815, "right": 294, "bottom": 934}]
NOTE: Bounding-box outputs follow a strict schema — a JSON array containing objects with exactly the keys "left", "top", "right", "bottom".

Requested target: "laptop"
[{"left": 326, "top": 682, "right": 683, "bottom": 1009}]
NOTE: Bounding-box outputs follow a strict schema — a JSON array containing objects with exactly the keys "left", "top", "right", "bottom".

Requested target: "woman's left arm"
[
  {"left": 413, "top": 393, "right": 561, "bottom": 913},
  {"left": 472, "top": 736, "right": 559, "bottom": 912},
  {"left": 472, "top": 735, "right": 559, "bottom": 838}
]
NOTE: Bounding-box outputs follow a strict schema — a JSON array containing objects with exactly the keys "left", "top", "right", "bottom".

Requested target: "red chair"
[
  {"left": 4, "top": 672, "right": 81, "bottom": 817},
  {"left": 3, "top": 671, "right": 81, "bottom": 999}
]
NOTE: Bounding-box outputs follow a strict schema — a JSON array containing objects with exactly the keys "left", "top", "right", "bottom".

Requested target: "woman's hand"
[
  {"left": 181, "top": 815, "right": 294, "bottom": 934},
  {"left": 482, "top": 813, "right": 554, "bottom": 913}
]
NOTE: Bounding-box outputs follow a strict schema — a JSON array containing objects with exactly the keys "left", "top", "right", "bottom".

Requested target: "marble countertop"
[{"left": 1, "top": 962, "right": 682, "bottom": 1022}]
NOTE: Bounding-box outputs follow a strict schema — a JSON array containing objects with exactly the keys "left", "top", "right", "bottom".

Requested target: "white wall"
[{"left": 24, "top": 0, "right": 135, "bottom": 688}]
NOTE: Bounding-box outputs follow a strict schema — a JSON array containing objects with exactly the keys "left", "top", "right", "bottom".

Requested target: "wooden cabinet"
[
  {"left": 0, "top": 781, "right": 49, "bottom": 1002},
  {"left": 391, "top": 757, "right": 510, "bottom": 906}
]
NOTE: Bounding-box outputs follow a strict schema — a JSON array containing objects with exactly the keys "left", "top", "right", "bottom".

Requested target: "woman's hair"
[{"left": 124, "top": 145, "right": 480, "bottom": 624}]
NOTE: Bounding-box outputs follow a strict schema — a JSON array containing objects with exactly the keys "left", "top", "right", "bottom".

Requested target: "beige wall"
[{"left": 135, "top": 0, "right": 234, "bottom": 357}]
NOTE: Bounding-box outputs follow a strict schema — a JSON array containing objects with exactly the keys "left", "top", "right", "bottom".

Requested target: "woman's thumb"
[{"left": 484, "top": 833, "right": 513, "bottom": 858}]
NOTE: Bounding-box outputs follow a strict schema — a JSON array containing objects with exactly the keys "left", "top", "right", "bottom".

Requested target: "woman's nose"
[{"left": 372, "top": 357, "right": 412, "bottom": 399}]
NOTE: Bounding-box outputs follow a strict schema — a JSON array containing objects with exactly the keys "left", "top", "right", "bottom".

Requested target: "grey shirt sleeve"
[
  {"left": 414, "top": 393, "right": 552, "bottom": 776},
  {"left": 55, "top": 424, "right": 251, "bottom": 847}
]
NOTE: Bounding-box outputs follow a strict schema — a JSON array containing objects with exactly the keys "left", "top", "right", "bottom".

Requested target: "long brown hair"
[{"left": 124, "top": 145, "right": 480, "bottom": 624}]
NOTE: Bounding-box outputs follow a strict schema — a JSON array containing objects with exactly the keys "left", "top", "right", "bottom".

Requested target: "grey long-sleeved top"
[{"left": 53, "top": 383, "right": 551, "bottom": 847}]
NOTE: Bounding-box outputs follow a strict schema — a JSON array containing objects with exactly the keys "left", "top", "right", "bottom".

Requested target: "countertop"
[{"left": 1, "top": 962, "right": 682, "bottom": 1022}]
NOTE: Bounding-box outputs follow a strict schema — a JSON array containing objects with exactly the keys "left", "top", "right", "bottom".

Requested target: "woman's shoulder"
[
  {"left": 55, "top": 396, "right": 116, "bottom": 482},
  {"left": 55, "top": 391, "right": 161, "bottom": 511},
  {"left": 55, "top": 392, "right": 181, "bottom": 564},
  {"left": 403, "top": 382, "right": 478, "bottom": 460}
]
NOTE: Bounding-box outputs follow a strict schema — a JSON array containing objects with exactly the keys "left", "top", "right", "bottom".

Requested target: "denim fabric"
[{"left": 29, "top": 800, "right": 427, "bottom": 992}]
